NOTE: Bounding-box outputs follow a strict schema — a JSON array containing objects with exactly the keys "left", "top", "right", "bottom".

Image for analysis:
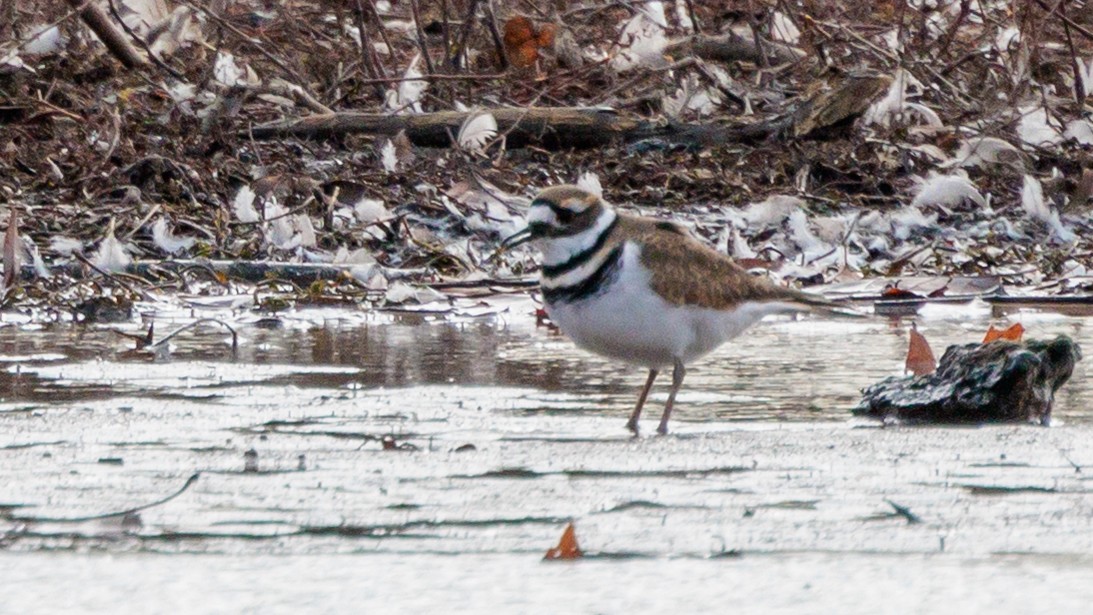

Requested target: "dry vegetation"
[{"left": 2, "top": 0, "right": 1093, "bottom": 315}]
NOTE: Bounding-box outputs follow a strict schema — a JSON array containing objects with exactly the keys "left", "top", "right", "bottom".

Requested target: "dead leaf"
[
  {"left": 983, "top": 323, "right": 1024, "bottom": 343},
  {"left": 503, "top": 17, "right": 554, "bottom": 69},
  {"left": 905, "top": 323, "right": 936, "bottom": 376},
  {"left": 544, "top": 522, "right": 583, "bottom": 560},
  {"left": 882, "top": 285, "right": 924, "bottom": 300}
]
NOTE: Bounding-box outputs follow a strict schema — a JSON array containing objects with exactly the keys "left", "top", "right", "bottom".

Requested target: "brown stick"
[
  {"left": 64, "top": 0, "right": 147, "bottom": 68},
  {"left": 249, "top": 107, "right": 647, "bottom": 149},
  {"left": 246, "top": 75, "right": 890, "bottom": 150},
  {"left": 667, "top": 31, "right": 805, "bottom": 66}
]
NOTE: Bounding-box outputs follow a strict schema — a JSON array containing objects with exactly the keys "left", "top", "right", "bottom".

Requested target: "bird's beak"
[
  {"left": 501, "top": 227, "right": 533, "bottom": 249},
  {"left": 501, "top": 222, "right": 548, "bottom": 250}
]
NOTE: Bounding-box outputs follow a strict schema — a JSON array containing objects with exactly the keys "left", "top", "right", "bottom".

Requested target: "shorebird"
[{"left": 504, "top": 185, "right": 842, "bottom": 435}]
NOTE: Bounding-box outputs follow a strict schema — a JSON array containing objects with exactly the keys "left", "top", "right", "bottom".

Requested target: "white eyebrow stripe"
[
  {"left": 527, "top": 204, "right": 557, "bottom": 227},
  {"left": 537, "top": 210, "right": 617, "bottom": 266}
]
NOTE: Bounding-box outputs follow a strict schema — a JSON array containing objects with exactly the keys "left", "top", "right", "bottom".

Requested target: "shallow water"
[{"left": 2, "top": 297, "right": 1093, "bottom": 613}]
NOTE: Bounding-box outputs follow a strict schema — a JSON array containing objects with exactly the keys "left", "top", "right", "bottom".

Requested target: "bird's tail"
[{"left": 787, "top": 289, "right": 868, "bottom": 318}]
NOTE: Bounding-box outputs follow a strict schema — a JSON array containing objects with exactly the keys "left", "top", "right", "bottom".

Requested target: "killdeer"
[{"left": 503, "top": 185, "right": 842, "bottom": 435}]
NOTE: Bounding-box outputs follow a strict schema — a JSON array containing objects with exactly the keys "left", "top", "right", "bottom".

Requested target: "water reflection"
[{"left": 0, "top": 307, "right": 1089, "bottom": 423}]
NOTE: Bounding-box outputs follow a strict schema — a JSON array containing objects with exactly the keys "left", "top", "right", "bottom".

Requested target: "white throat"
[{"left": 535, "top": 209, "right": 618, "bottom": 266}]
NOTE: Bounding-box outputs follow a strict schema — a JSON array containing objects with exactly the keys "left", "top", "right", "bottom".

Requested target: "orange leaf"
[
  {"left": 504, "top": 17, "right": 553, "bottom": 68},
  {"left": 905, "top": 324, "right": 936, "bottom": 376},
  {"left": 543, "top": 522, "right": 583, "bottom": 560},
  {"left": 510, "top": 43, "right": 540, "bottom": 68},
  {"left": 983, "top": 323, "right": 1024, "bottom": 343},
  {"left": 536, "top": 23, "right": 556, "bottom": 48},
  {"left": 503, "top": 17, "right": 535, "bottom": 48}
]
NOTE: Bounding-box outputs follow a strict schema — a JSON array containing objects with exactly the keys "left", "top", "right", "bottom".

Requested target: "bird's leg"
[
  {"left": 656, "top": 360, "right": 686, "bottom": 435},
  {"left": 626, "top": 369, "right": 659, "bottom": 435}
]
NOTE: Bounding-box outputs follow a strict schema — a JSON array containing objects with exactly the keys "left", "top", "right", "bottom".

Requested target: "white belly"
[{"left": 544, "top": 243, "right": 798, "bottom": 368}]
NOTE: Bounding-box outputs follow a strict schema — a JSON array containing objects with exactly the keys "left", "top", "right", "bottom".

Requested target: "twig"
[
  {"left": 407, "top": 0, "right": 436, "bottom": 75},
  {"left": 152, "top": 318, "right": 239, "bottom": 352},
  {"left": 229, "top": 195, "right": 316, "bottom": 227},
  {"left": 14, "top": 474, "right": 200, "bottom": 523},
  {"left": 351, "top": 0, "right": 385, "bottom": 99},
  {"left": 106, "top": 0, "right": 183, "bottom": 79},
  {"left": 72, "top": 252, "right": 147, "bottom": 299},
  {"left": 884, "top": 499, "right": 922, "bottom": 524},
  {"left": 1033, "top": 0, "right": 1093, "bottom": 41},
  {"left": 354, "top": 72, "right": 508, "bottom": 85},
  {"left": 684, "top": 0, "right": 702, "bottom": 34},
  {"left": 123, "top": 202, "right": 160, "bottom": 241},
  {"left": 362, "top": 0, "right": 394, "bottom": 77},
  {"left": 440, "top": 0, "right": 452, "bottom": 69},
  {"left": 451, "top": 0, "right": 481, "bottom": 71},
  {"left": 63, "top": 0, "right": 147, "bottom": 68},
  {"left": 180, "top": 0, "right": 326, "bottom": 109},
  {"left": 1060, "top": 2, "right": 1086, "bottom": 107},
  {"left": 484, "top": 0, "right": 509, "bottom": 71}
]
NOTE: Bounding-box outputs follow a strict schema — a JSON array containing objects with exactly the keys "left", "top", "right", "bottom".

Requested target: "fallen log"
[
  {"left": 247, "top": 75, "right": 891, "bottom": 150},
  {"left": 20, "top": 259, "right": 538, "bottom": 288}
]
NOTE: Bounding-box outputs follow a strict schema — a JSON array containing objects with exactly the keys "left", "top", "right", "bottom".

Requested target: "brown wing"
[{"left": 621, "top": 216, "right": 806, "bottom": 309}]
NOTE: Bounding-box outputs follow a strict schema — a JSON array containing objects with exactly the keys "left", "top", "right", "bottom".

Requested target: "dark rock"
[{"left": 854, "top": 336, "right": 1081, "bottom": 425}]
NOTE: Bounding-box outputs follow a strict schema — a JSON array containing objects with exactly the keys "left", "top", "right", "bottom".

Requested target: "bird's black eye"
[{"left": 554, "top": 207, "right": 575, "bottom": 224}]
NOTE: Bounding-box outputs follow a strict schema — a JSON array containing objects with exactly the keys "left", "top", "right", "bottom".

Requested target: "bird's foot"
[
  {"left": 625, "top": 418, "right": 640, "bottom": 436},
  {"left": 656, "top": 422, "right": 669, "bottom": 436}
]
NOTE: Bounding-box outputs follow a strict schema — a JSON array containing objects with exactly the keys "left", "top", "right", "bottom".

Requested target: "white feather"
[
  {"left": 639, "top": 1, "right": 667, "bottom": 28},
  {"left": 333, "top": 247, "right": 376, "bottom": 265},
  {"left": 770, "top": 11, "right": 800, "bottom": 44},
  {"left": 1017, "top": 105, "right": 1062, "bottom": 147},
  {"left": 295, "top": 215, "right": 317, "bottom": 248},
  {"left": 612, "top": 7, "right": 668, "bottom": 71},
  {"left": 380, "top": 139, "right": 398, "bottom": 172},
  {"left": 785, "top": 208, "right": 828, "bottom": 257},
  {"left": 674, "top": 0, "right": 693, "bottom": 32},
  {"left": 1022, "top": 175, "right": 1075, "bottom": 243},
  {"left": 92, "top": 222, "right": 132, "bottom": 273},
  {"left": 577, "top": 172, "right": 603, "bottom": 198},
  {"left": 20, "top": 235, "right": 50, "bottom": 278},
  {"left": 50, "top": 236, "right": 84, "bottom": 256},
  {"left": 387, "top": 54, "right": 427, "bottom": 114},
  {"left": 888, "top": 206, "right": 936, "bottom": 241},
  {"left": 943, "top": 136, "right": 1023, "bottom": 169},
  {"left": 864, "top": 69, "right": 917, "bottom": 126},
  {"left": 1021, "top": 175, "right": 1049, "bottom": 219},
  {"left": 354, "top": 198, "right": 389, "bottom": 223},
  {"left": 662, "top": 73, "right": 721, "bottom": 117},
  {"left": 741, "top": 195, "right": 806, "bottom": 227},
  {"left": 385, "top": 281, "right": 445, "bottom": 304},
  {"left": 213, "top": 51, "right": 256, "bottom": 87},
  {"left": 995, "top": 26, "right": 1020, "bottom": 53},
  {"left": 1078, "top": 57, "right": 1093, "bottom": 98},
  {"left": 910, "top": 172, "right": 986, "bottom": 208},
  {"left": 729, "top": 227, "right": 756, "bottom": 259},
  {"left": 233, "top": 186, "right": 260, "bottom": 223},
  {"left": 457, "top": 112, "right": 497, "bottom": 152},
  {"left": 864, "top": 70, "right": 940, "bottom": 129},
  {"left": 264, "top": 198, "right": 296, "bottom": 250},
  {"left": 1064, "top": 119, "right": 1093, "bottom": 145},
  {"left": 151, "top": 217, "right": 196, "bottom": 254},
  {"left": 902, "top": 102, "right": 943, "bottom": 128},
  {"left": 24, "top": 25, "right": 65, "bottom": 55}
]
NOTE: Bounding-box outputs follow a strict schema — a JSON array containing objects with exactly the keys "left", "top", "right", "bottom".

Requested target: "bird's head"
[{"left": 502, "top": 185, "right": 610, "bottom": 249}]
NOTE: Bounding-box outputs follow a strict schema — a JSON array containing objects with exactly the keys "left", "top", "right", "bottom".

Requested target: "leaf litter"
[{"left": 1, "top": 0, "right": 1093, "bottom": 318}]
